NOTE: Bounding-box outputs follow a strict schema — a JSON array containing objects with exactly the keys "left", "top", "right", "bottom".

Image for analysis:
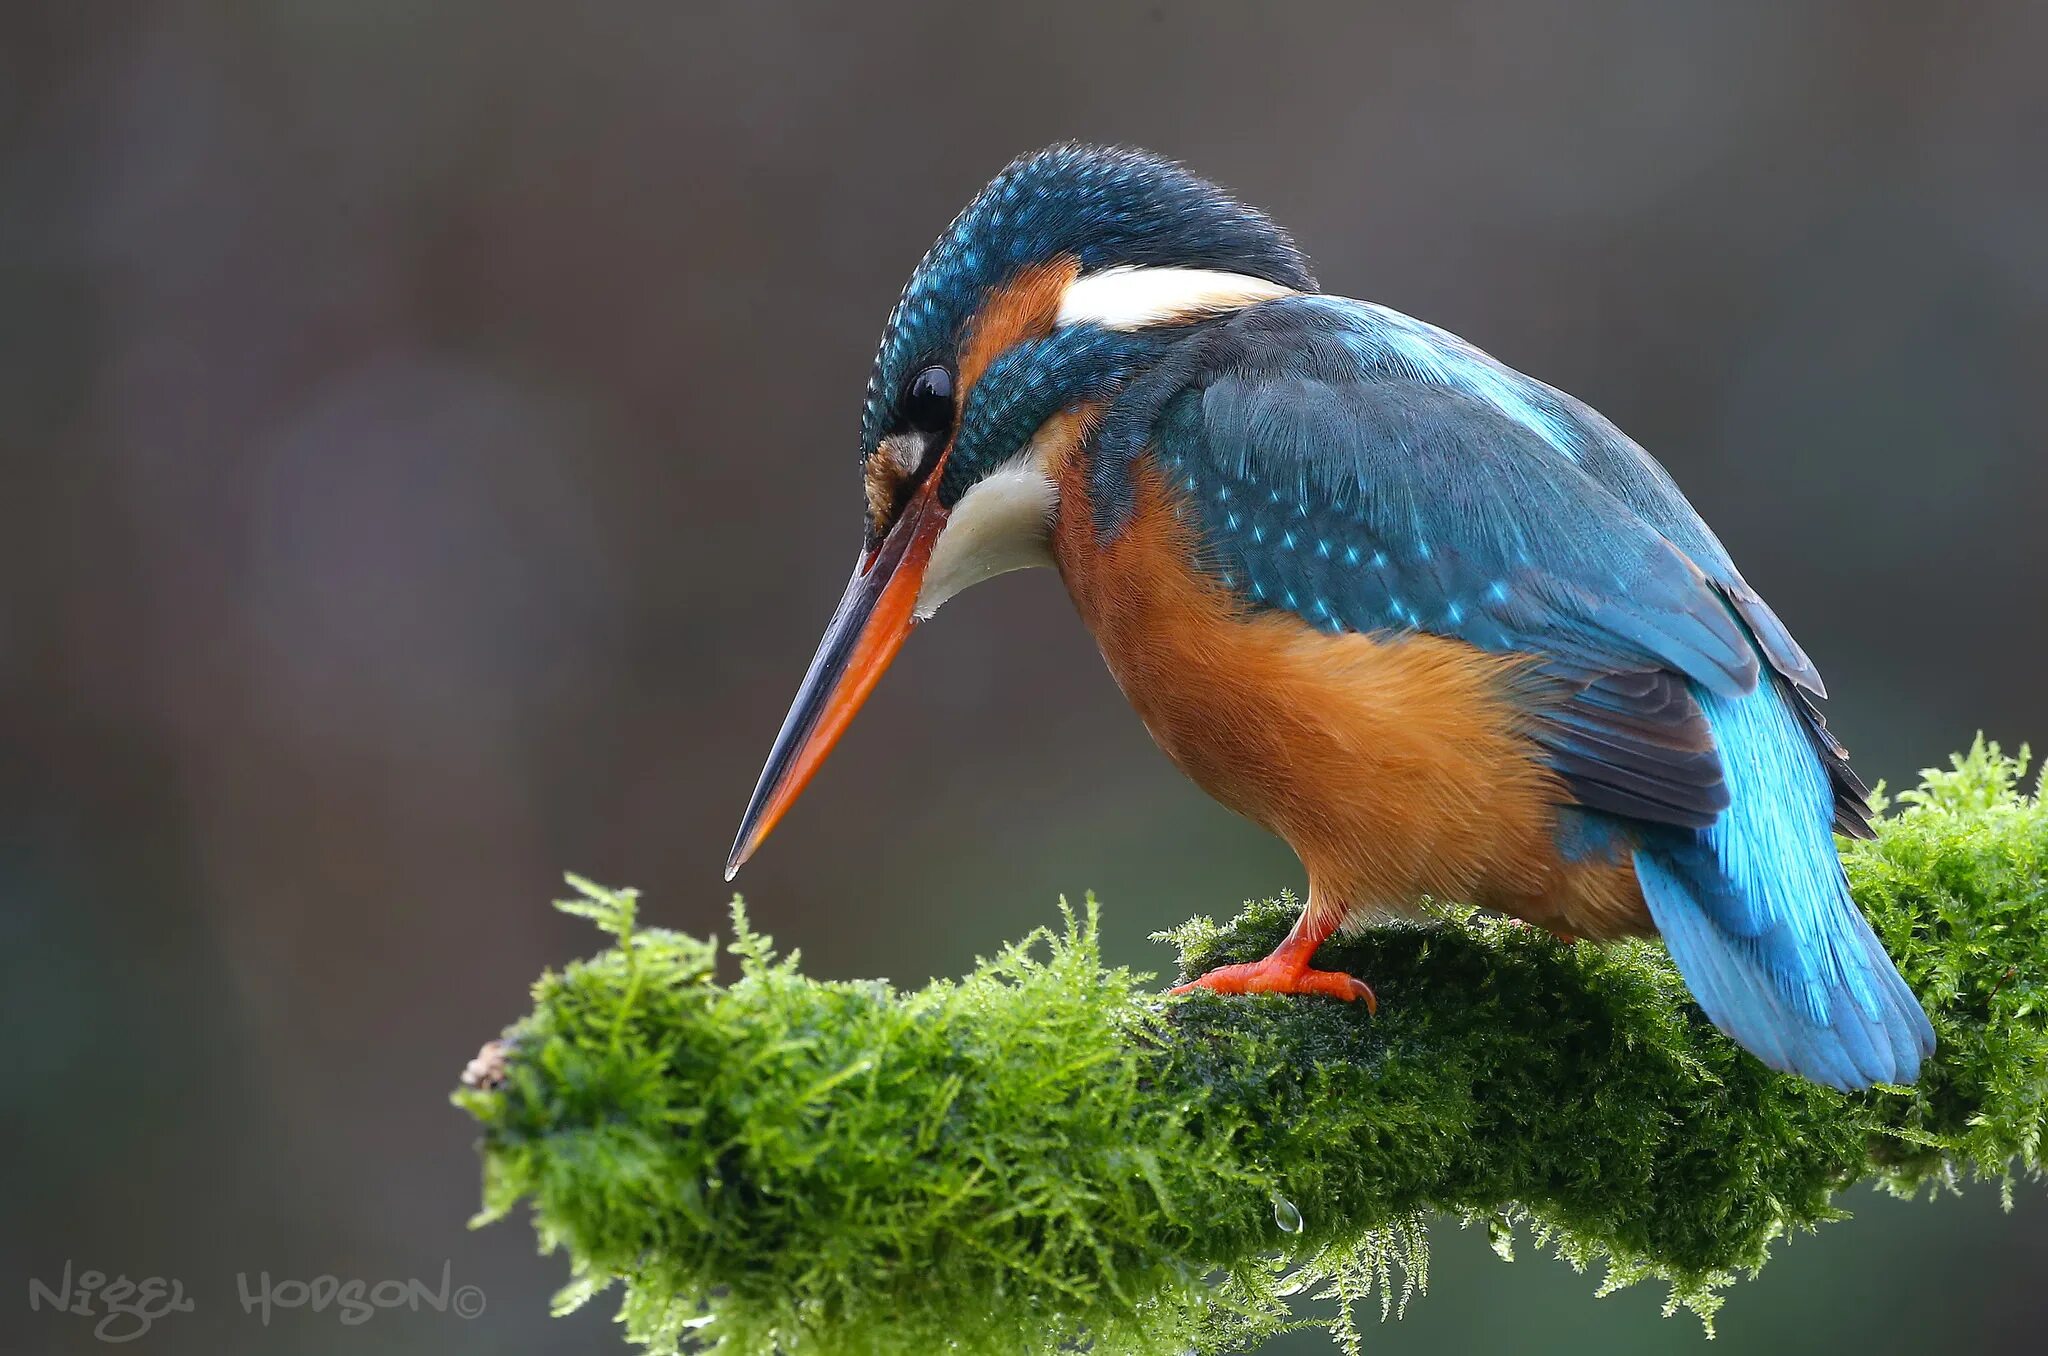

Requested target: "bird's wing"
[
  {"left": 1517, "top": 368, "right": 1872, "bottom": 835},
  {"left": 1129, "top": 295, "right": 1772, "bottom": 830}
]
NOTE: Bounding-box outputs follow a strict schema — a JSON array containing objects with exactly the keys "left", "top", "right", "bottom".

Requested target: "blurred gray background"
[{"left": 5, "top": 3, "right": 2044, "bottom": 1353}]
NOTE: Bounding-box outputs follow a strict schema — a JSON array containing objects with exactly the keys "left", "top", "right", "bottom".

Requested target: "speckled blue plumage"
[
  {"left": 939, "top": 324, "right": 1165, "bottom": 503},
  {"left": 1122, "top": 290, "right": 1929, "bottom": 1086},
  {"left": 863, "top": 144, "right": 1313, "bottom": 466}
]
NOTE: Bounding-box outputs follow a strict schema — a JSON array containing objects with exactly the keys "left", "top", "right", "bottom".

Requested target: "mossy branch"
[{"left": 455, "top": 740, "right": 2048, "bottom": 1355}]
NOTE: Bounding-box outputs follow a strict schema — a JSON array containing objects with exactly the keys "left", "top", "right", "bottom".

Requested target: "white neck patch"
[
  {"left": 1055, "top": 266, "right": 1295, "bottom": 331},
  {"left": 913, "top": 429, "right": 1064, "bottom": 622}
]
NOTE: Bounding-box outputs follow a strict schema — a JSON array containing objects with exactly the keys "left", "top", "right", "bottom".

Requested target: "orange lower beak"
[{"left": 725, "top": 484, "right": 947, "bottom": 879}]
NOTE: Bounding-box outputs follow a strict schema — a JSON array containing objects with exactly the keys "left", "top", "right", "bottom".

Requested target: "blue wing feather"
[
  {"left": 1116, "top": 293, "right": 1924, "bottom": 1086},
  {"left": 1464, "top": 320, "right": 1872, "bottom": 834},
  {"left": 1171, "top": 377, "right": 1757, "bottom": 687},
  {"left": 1145, "top": 297, "right": 1752, "bottom": 828},
  {"left": 1136, "top": 295, "right": 1876, "bottom": 834}
]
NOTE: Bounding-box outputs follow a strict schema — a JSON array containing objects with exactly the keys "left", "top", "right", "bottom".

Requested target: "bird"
[{"left": 725, "top": 143, "right": 1934, "bottom": 1092}]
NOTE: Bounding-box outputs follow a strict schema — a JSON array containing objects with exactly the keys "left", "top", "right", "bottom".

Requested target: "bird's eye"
[{"left": 900, "top": 365, "right": 954, "bottom": 435}]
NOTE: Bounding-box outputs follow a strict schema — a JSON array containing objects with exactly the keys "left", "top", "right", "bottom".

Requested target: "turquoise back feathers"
[{"left": 1117, "top": 289, "right": 1929, "bottom": 1086}]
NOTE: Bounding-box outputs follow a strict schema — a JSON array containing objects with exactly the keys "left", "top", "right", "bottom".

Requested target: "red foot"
[{"left": 1171, "top": 960, "right": 1378, "bottom": 1012}]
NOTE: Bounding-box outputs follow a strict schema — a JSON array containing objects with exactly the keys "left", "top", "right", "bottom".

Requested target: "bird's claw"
[{"left": 1170, "top": 961, "right": 1378, "bottom": 1014}]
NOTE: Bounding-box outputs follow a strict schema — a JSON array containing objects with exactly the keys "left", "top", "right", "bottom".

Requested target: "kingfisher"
[{"left": 725, "top": 143, "right": 1934, "bottom": 1091}]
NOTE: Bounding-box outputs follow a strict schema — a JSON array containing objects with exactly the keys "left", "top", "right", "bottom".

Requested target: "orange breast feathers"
[{"left": 1049, "top": 452, "right": 1645, "bottom": 936}]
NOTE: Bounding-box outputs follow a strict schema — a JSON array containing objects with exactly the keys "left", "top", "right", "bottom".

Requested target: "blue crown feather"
[{"left": 860, "top": 143, "right": 1317, "bottom": 459}]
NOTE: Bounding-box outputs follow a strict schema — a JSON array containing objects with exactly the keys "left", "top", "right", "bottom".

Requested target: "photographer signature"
[
  {"left": 27, "top": 1262, "right": 193, "bottom": 1342},
  {"left": 28, "top": 1259, "right": 485, "bottom": 1340}
]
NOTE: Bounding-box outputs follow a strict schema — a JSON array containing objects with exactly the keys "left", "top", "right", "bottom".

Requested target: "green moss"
[{"left": 455, "top": 739, "right": 2048, "bottom": 1354}]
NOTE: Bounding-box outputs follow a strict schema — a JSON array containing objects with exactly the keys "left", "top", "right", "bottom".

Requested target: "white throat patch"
[
  {"left": 913, "top": 435, "right": 1062, "bottom": 622},
  {"left": 1054, "top": 266, "right": 1295, "bottom": 331}
]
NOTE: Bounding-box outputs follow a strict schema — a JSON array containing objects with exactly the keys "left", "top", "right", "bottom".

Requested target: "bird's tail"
[{"left": 1633, "top": 678, "right": 1934, "bottom": 1090}]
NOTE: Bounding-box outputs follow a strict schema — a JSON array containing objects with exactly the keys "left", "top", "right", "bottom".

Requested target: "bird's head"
[{"left": 727, "top": 144, "right": 1315, "bottom": 877}]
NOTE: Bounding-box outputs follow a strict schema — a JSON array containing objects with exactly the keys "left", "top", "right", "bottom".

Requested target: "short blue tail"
[{"left": 1634, "top": 679, "right": 1934, "bottom": 1090}]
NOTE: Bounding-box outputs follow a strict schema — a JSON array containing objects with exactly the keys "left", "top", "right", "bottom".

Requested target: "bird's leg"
[{"left": 1170, "top": 906, "right": 1377, "bottom": 1012}]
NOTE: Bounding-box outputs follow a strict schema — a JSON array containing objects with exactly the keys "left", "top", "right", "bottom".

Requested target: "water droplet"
[{"left": 1272, "top": 1195, "right": 1303, "bottom": 1234}]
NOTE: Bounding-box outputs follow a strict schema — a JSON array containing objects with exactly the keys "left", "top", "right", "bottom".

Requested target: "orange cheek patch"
[
  {"left": 956, "top": 256, "right": 1082, "bottom": 398},
  {"left": 1022, "top": 403, "right": 1100, "bottom": 485},
  {"left": 864, "top": 460, "right": 901, "bottom": 536}
]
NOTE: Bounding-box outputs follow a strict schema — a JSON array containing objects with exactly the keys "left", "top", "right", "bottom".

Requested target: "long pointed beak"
[{"left": 725, "top": 483, "right": 947, "bottom": 879}]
